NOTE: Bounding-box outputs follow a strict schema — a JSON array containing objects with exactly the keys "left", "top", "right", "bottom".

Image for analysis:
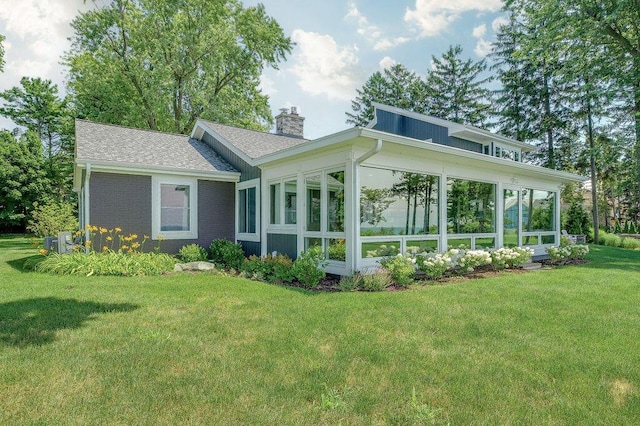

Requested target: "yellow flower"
[
  {"left": 115, "top": 227, "right": 122, "bottom": 233},
  {"left": 157, "top": 235, "right": 165, "bottom": 241},
  {"left": 106, "top": 236, "right": 113, "bottom": 241},
  {"left": 91, "top": 225, "right": 99, "bottom": 232},
  {"left": 74, "top": 230, "right": 82, "bottom": 237},
  {"left": 99, "top": 227, "right": 108, "bottom": 234},
  {"left": 143, "top": 235, "right": 150, "bottom": 240},
  {"left": 102, "top": 246, "right": 108, "bottom": 252},
  {"left": 85, "top": 224, "right": 92, "bottom": 230},
  {"left": 121, "top": 244, "right": 128, "bottom": 250},
  {"left": 39, "top": 248, "right": 48, "bottom": 256},
  {"left": 131, "top": 242, "right": 141, "bottom": 249},
  {"left": 131, "top": 234, "right": 138, "bottom": 240}
]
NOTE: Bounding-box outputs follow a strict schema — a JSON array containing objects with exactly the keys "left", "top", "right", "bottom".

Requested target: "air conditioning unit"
[{"left": 58, "top": 231, "right": 74, "bottom": 254}]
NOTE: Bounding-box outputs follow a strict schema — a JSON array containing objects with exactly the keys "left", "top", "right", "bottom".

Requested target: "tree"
[
  {"left": 360, "top": 187, "right": 394, "bottom": 227},
  {"left": 65, "top": 0, "right": 291, "bottom": 134},
  {"left": 0, "top": 131, "right": 51, "bottom": 232},
  {"left": 0, "top": 77, "right": 75, "bottom": 200},
  {"left": 0, "top": 33, "right": 5, "bottom": 72},
  {"left": 425, "top": 45, "right": 492, "bottom": 127},
  {"left": 347, "top": 63, "right": 427, "bottom": 126}
]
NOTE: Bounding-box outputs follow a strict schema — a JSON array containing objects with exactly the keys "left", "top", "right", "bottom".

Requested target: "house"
[{"left": 74, "top": 103, "right": 586, "bottom": 274}]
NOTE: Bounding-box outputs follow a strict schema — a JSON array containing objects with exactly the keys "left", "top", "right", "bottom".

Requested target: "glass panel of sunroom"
[
  {"left": 447, "top": 178, "right": 495, "bottom": 234},
  {"left": 503, "top": 189, "right": 520, "bottom": 247},
  {"left": 327, "top": 171, "right": 345, "bottom": 232},
  {"left": 270, "top": 183, "right": 281, "bottom": 225},
  {"left": 522, "top": 189, "right": 556, "bottom": 232},
  {"left": 285, "top": 180, "right": 297, "bottom": 225},
  {"left": 360, "top": 167, "right": 439, "bottom": 236},
  {"left": 306, "top": 175, "right": 321, "bottom": 232}
]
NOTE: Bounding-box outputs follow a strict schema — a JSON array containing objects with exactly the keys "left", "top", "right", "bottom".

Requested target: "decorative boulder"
[{"left": 174, "top": 261, "right": 216, "bottom": 272}]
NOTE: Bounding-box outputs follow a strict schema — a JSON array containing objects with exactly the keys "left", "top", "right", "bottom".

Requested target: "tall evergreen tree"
[
  {"left": 425, "top": 45, "right": 492, "bottom": 127},
  {"left": 346, "top": 63, "right": 427, "bottom": 126}
]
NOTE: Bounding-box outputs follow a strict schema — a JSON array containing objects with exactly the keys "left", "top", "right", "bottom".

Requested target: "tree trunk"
[{"left": 587, "top": 92, "right": 599, "bottom": 244}]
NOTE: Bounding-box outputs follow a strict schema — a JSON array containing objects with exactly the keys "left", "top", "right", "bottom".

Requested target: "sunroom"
[{"left": 255, "top": 125, "right": 584, "bottom": 276}]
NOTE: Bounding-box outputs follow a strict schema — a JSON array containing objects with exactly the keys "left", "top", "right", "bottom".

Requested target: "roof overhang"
[
  {"left": 253, "top": 126, "right": 586, "bottom": 184},
  {"left": 74, "top": 160, "right": 241, "bottom": 183},
  {"left": 191, "top": 119, "right": 256, "bottom": 164}
]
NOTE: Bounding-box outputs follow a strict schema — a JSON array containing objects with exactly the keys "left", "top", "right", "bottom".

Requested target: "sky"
[{"left": 0, "top": 0, "right": 508, "bottom": 140}]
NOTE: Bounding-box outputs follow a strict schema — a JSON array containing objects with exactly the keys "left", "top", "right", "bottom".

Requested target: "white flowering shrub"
[
  {"left": 457, "top": 250, "right": 492, "bottom": 272},
  {"left": 419, "top": 250, "right": 457, "bottom": 279},
  {"left": 547, "top": 244, "right": 589, "bottom": 263},
  {"left": 491, "top": 247, "right": 534, "bottom": 269}
]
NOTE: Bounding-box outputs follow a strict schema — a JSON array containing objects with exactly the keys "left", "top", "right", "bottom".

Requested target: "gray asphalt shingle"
[
  {"left": 199, "top": 120, "right": 308, "bottom": 160},
  {"left": 75, "top": 120, "right": 237, "bottom": 173}
]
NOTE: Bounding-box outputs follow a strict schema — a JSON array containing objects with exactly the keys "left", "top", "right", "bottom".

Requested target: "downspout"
[
  {"left": 351, "top": 139, "right": 383, "bottom": 273},
  {"left": 84, "top": 163, "right": 91, "bottom": 245}
]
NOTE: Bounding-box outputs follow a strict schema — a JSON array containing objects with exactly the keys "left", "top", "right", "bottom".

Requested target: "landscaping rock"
[{"left": 174, "top": 261, "right": 216, "bottom": 272}]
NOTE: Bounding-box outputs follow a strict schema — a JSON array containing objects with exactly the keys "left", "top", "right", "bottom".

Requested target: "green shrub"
[
  {"left": 623, "top": 221, "right": 631, "bottom": 233},
  {"left": 178, "top": 244, "right": 208, "bottom": 262},
  {"left": 630, "top": 222, "right": 638, "bottom": 234},
  {"left": 490, "top": 247, "right": 534, "bottom": 269},
  {"left": 35, "top": 251, "right": 176, "bottom": 276},
  {"left": 209, "top": 239, "right": 245, "bottom": 270},
  {"left": 241, "top": 254, "right": 294, "bottom": 283},
  {"left": 379, "top": 254, "right": 416, "bottom": 287},
  {"left": 360, "top": 270, "right": 392, "bottom": 292},
  {"left": 613, "top": 221, "right": 622, "bottom": 234},
  {"left": 292, "top": 246, "right": 326, "bottom": 289},
  {"left": 603, "top": 233, "right": 622, "bottom": 247},
  {"left": 621, "top": 237, "right": 640, "bottom": 250},
  {"left": 27, "top": 201, "right": 78, "bottom": 237},
  {"left": 338, "top": 273, "right": 362, "bottom": 292},
  {"left": 564, "top": 202, "right": 590, "bottom": 235}
]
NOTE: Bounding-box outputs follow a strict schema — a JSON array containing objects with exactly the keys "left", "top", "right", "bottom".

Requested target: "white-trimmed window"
[
  {"left": 268, "top": 177, "right": 297, "bottom": 227},
  {"left": 237, "top": 179, "right": 260, "bottom": 242},
  {"left": 152, "top": 176, "right": 198, "bottom": 240}
]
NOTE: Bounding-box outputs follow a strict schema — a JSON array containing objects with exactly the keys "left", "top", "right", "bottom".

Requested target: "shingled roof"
[
  {"left": 198, "top": 119, "right": 308, "bottom": 160},
  {"left": 75, "top": 120, "right": 237, "bottom": 174}
]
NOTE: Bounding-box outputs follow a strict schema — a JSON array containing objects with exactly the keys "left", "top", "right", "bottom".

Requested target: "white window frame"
[
  {"left": 152, "top": 175, "right": 198, "bottom": 240},
  {"left": 236, "top": 178, "right": 260, "bottom": 242},
  {"left": 267, "top": 176, "right": 298, "bottom": 231}
]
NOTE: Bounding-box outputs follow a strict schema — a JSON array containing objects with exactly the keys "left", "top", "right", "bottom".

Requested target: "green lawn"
[{"left": 1, "top": 236, "right": 639, "bottom": 424}]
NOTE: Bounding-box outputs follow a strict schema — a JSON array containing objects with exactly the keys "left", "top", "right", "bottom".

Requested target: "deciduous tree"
[{"left": 65, "top": 0, "right": 291, "bottom": 134}]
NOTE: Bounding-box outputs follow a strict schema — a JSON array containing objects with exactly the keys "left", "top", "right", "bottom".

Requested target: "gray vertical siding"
[
  {"left": 238, "top": 240, "right": 261, "bottom": 257},
  {"left": 373, "top": 110, "right": 450, "bottom": 144},
  {"left": 201, "top": 132, "right": 261, "bottom": 182},
  {"left": 373, "top": 110, "right": 483, "bottom": 153},
  {"left": 89, "top": 172, "right": 236, "bottom": 254},
  {"left": 449, "top": 136, "right": 482, "bottom": 153},
  {"left": 90, "top": 172, "right": 153, "bottom": 237},
  {"left": 267, "top": 233, "right": 298, "bottom": 259}
]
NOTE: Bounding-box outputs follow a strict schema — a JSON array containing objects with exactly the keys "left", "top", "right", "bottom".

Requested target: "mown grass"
[{"left": 1, "top": 235, "right": 639, "bottom": 424}]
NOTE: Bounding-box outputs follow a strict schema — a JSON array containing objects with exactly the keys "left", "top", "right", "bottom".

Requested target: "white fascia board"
[
  {"left": 72, "top": 162, "right": 83, "bottom": 192},
  {"left": 359, "top": 128, "right": 586, "bottom": 183},
  {"left": 371, "top": 102, "right": 534, "bottom": 152},
  {"left": 252, "top": 127, "right": 363, "bottom": 166},
  {"left": 74, "top": 160, "right": 241, "bottom": 182},
  {"left": 193, "top": 119, "right": 255, "bottom": 165}
]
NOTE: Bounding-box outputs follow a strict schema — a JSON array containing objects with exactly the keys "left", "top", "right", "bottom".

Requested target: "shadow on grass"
[
  {"left": 6, "top": 254, "right": 44, "bottom": 273},
  {"left": 0, "top": 297, "right": 138, "bottom": 347}
]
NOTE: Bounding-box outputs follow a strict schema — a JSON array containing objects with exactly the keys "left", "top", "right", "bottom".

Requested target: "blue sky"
[{"left": 0, "top": 0, "right": 508, "bottom": 139}]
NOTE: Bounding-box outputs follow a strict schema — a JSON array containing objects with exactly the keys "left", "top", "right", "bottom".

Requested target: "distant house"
[{"left": 74, "top": 103, "right": 585, "bottom": 274}]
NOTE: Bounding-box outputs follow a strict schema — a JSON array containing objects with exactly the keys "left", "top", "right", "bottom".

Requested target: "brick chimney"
[{"left": 275, "top": 106, "right": 304, "bottom": 138}]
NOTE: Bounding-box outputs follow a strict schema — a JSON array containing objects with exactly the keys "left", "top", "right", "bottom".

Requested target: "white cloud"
[
  {"left": 474, "top": 39, "right": 493, "bottom": 57},
  {"left": 472, "top": 24, "right": 487, "bottom": 38},
  {"left": 6, "top": 59, "right": 53, "bottom": 79},
  {"left": 404, "top": 0, "right": 502, "bottom": 37},
  {"left": 289, "top": 29, "right": 361, "bottom": 101},
  {"left": 379, "top": 56, "right": 397, "bottom": 70},
  {"left": 259, "top": 74, "right": 277, "bottom": 97},
  {"left": 492, "top": 16, "right": 509, "bottom": 32},
  {"left": 345, "top": 1, "right": 410, "bottom": 51}
]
